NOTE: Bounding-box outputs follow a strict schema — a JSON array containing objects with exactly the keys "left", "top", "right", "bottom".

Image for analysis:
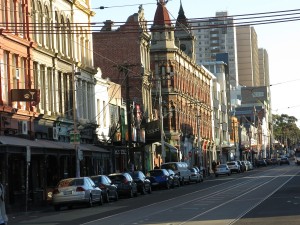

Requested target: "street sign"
[
  {"left": 11, "top": 89, "right": 40, "bottom": 102},
  {"left": 70, "top": 131, "right": 80, "bottom": 145}
]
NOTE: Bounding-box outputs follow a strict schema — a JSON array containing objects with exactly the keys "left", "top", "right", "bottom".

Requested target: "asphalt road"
[{"left": 9, "top": 163, "right": 300, "bottom": 225}]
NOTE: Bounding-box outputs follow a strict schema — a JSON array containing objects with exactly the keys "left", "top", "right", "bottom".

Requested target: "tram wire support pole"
[
  {"left": 116, "top": 62, "right": 140, "bottom": 171},
  {"left": 72, "top": 64, "right": 81, "bottom": 178}
]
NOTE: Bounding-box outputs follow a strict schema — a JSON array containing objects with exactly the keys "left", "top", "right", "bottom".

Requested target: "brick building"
[
  {"left": 150, "top": 0, "right": 213, "bottom": 168},
  {"left": 93, "top": 6, "right": 153, "bottom": 171}
]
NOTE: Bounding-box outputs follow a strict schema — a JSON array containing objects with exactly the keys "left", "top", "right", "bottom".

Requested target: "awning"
[
  {"left": 153, "top": 142, "right": 178, "bottom": 153},
  {"left": 0, "top": 136, "right": 109, "bottom": 153}
]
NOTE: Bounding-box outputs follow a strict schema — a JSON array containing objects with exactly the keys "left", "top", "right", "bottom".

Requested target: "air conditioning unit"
[
  {"left": 53, "top": 127, "right": 59, "bottom": 140},
  {"left": 21, "top": 121, "right": 28, "bottom": 135},
  {"left": 15, "top": 68, "right": 20, "bottom": 80}
]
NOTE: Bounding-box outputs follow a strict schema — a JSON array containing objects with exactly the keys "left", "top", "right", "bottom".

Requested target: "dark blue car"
[{"left": 148, "top": 169, "right": 172, "bottom": 189}]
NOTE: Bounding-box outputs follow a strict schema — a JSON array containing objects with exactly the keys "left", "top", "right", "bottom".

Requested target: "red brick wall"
[{"left": 93, "top": 30, "right": 144, "bottom": 104}]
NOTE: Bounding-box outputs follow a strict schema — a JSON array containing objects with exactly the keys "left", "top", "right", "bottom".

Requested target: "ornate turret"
[
  {"left": 174, "top": 0, "right": 196, "bottom": 60},
  {"left": 150, "top": 0, "right": 177, "bottom": 51}
]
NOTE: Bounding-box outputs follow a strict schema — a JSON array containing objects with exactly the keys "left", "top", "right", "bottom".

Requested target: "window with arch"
[
  {"left": 76, "top": 25, "right": 80, "bottom": 61},
  {"left": 37, "top": 2, "right": 43, "bottom": 45},
  {"left": 170, "top": 105, "right": 176, "bottom": 130},
  {"left": 44, "top": 6, "right": 51, "bottom": 48},
  {"left": 2, "top": 51, "right": 9, "bottom": 104},
  {"left": 10, "top": 0, "right": 16, "bottom": 32},
  {"left": 66, "top": 19, "right": 72, "bottom": 57},
  {"left": 55, "top": 12, "right": 60, "bottom": 52},
  {"left": 18, "top": 0, "right": 24, "bottom": 35},
  {"left": 1, "top": 0, "right": 7, "bottom": 28},
  {"left": 31, "top": 0, "right": 37, "bottom": 41},
  {"left": 80, "top": 28, "right": 85, "bottom": 63},
  {"left": 61, "top": 16, "right": 66, "bottom": 55}
]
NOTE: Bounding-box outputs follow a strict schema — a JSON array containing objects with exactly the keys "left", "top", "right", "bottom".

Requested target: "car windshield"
[
  {"left": 58, "top": 178, "right": 84, "bottom": 187},
  {"left": 90, "top": 177, "right": 98, "bottom": 185},
  {"left": 109, "top": 175, "right": 125, "bottom": 182},
  {"left": 150, "top": 170, "right": 163, "bottom": 176},
  {"left": 217, "top": 165, "right": 226, "bottom": 168},
  {"left": 130, "top": 172, "right": 143, "bottom": 178},
  {"left": 168, "top": 170, "right": 174, "bottom": 175}
]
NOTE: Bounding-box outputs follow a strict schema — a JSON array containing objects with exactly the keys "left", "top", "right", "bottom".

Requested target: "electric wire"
[{"left": 2, "top": 2, "right": 299, "bottom": 129}]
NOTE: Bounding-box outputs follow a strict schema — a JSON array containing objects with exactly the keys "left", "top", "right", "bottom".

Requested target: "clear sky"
[{"left": 90, "top": 0, "right": 300, "bottom": 125}]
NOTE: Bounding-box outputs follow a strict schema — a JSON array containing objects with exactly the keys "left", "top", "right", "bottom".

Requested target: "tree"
[{"left": 273, "top": 114, "right": 300, "bottom": 149}]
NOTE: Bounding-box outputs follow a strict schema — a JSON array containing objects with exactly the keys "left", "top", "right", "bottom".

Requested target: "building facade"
[
  {"left": 193, "top": 11, "right": 239, "bottom": 89},
  {"left": 93, "top": 6, "right": 153, "bottom": 172},
  {"left": 236, "top": 26, "right": 260, "bottom": 87},
  {"left": 150, "top": 0, "right": 213, "bottom": 170},
  {"left": 0, "top": 0, "right": 109, "bottom": 212}
]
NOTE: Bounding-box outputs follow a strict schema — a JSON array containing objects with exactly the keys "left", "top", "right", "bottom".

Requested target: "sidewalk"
[{"left": 8, "top": 203, "right": 52, "bottom": 225}]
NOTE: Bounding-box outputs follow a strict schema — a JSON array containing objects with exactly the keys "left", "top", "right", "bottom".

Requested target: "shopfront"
[{"left": 0, "top": 136, "right": 110, "bottom": 213}]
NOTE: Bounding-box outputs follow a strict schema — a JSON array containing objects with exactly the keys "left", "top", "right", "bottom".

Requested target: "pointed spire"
[
  {"left": 176, "top": 0, "right": 188, "bottom": 27},
  {"left": 153, "top": 0, "right": 171, "bottom": 26}
]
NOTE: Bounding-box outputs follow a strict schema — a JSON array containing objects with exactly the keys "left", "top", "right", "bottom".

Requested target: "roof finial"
[{"left": 157, "top": 0, "right": 169, "bottom": 5}]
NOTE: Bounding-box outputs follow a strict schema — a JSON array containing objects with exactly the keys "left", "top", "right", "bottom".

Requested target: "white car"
[
  {"left": 161, "top": 162, "right": 191, "bottom": 185},
  {"left": 215, "top": 164, "right": 231, "bottom": 177},
  {"left": 189, "top": 168, "right": 201, "bottom": 183},
  {"left": 227, "top": 161, "right": 241, "bottom": 173},
  {"left": 52, "top": 177, "right": 103, "bottom": 211},
  {"left": 245, "top": 161, "right": 253, "bottom": 170}
]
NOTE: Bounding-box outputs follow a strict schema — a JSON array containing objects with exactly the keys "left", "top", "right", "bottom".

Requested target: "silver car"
[
  {"left": 52, "top": 177, "right": 103, "bottom": 211},
  {"left": 215, "top": 164, "right": 231, "bottom": 177}
]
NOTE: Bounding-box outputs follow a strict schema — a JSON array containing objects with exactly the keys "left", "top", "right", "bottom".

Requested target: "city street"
[{"left": 9, "top": 163, "right": 300, "bottom": 225}]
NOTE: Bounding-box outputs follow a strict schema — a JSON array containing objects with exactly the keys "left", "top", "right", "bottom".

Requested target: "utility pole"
[
  {"left": 159, "top": 78, "right": 165, "bottom": 163},
  {"left": 197, "top": 108, "right": 202, "bottom": 167},
  {"left": 117, "top": 63, "right": 139, "bottom": 171},
  {"left": 72, "top": 64, "right": 80, "bottom": 178}
]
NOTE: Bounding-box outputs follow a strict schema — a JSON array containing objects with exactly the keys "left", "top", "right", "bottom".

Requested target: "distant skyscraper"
[
  {"left": 193, "top": 11, "right": 239, "bottom": 88},
  {"left": 236, "top": 26, "right": 260, "bottom": 87},
  {"left": 258, "top": 48, "right": 270, "bottom": 86}
]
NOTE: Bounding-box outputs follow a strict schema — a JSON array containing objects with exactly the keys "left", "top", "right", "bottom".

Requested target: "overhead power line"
[{"left": 1, "top": 8, "right": 300, "bottom": 35}]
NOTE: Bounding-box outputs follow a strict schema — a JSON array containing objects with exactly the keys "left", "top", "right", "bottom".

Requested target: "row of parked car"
[
  {"left": 215, "top": 160, "right": 254, "bottom": 177},
  {"left": 51, "top": 162, "right": 204, "bottom": 211},
  {"left": 215, "top": 156, "right": 291, "bottom": 177}
]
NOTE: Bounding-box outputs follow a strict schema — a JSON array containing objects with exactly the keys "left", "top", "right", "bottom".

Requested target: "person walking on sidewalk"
[{"left": 0, "top": 183, "right": 8, "bottom": 225}]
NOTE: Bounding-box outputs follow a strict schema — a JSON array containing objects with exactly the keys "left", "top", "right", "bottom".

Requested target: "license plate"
[{"left": 64, "top": 191, "right": 72, "bottom": 195}]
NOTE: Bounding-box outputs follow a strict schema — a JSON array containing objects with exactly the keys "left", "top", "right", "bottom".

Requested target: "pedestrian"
[
  {"left": 154, "top": 164, "right": 159, "bottom": 169},
  {"left": 212, "top": 161, "right": 217, "bottom": 174},
  {"left": 0, "top": 183, "right": 8, "bottom": 225}
]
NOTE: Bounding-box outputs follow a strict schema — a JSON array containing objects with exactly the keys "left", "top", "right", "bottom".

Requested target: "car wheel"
[
  {"left": 54, "top": 205, "right": 60, "bottom": 211},
  {"left": 141, "top": 186, "right": 146, "bottom": 195},
  {"left": 129, "top": 189, "right": 134, "bottom": 198},
  {"left": 166, "top": 182, "right": 170, "bottom": 189},
  {"left": 105, "top": 193, "right": 110, "bottom": 203},
  {"left": 114, "top": 191, "right": 119, "bottom": 201},
  {"left": 215, "top": 174, "right": 218, "bottom": 177},
  {"left": 148, "top": 185, "right": 152, "bottom": 194},
  {"left": 180, "top": 178, "right": 185, "bottom": 186},
  {"left": 87, "top": 195, "right": 93, "bottom": 208},
  {"left": 98, "top": 194, "right": 103, "bottom": 205},
  {"left": 134, "top": 189, "right": 138, "bottom": 197}
]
